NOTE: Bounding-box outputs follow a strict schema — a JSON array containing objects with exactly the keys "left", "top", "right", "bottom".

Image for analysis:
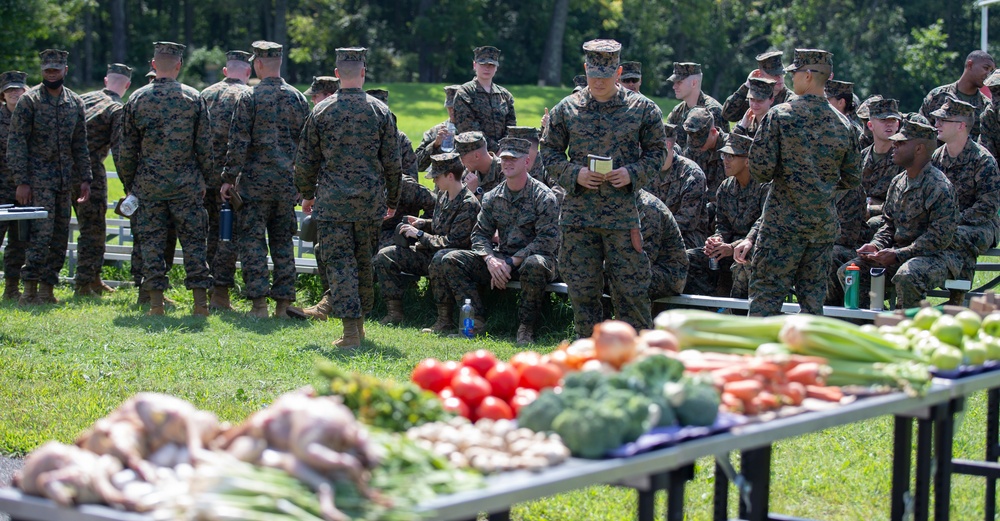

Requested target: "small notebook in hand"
[{"left": 588, "top": 154, "right": 613, "bottom": 175}]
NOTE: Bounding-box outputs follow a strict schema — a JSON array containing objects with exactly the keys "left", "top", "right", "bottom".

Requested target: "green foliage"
[
  {"left": 904, "top": 20, "right": 961, "bottom": 95},
  {"left": 178, "top": 46, "right": 228, "bottom": 89}
]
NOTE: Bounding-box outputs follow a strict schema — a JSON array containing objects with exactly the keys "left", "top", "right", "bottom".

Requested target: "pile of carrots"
[{"left": 676, "top": 351, "right": 845, "bottom": 415}]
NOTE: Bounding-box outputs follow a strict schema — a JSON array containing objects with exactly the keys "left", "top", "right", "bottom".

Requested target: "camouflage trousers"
[
  {"left": 865, "top": 215, "right": 884, "bottom": 243},
  {"left": 826, "top": 245, "right": 858, "bottom": 306},
  {"left": 135, "top": 197, "right": 212, "bottom": 291},
  {"left": 316, "top": 219, "right": 380, "bottom": 319},
  {"left": 749, "top": 234, "right": 831, "bottom": 316},
  {"left": 731, "top": 262, "right": 751, "bottom": 299},
  {"left": 129, "top": 214, "right": 175, "bottom": 287},
  {"left": 561, "top": 226, "right": 650, "bottom": 338},
  {"left": 374, "top": 243, "right": 452, "bottom": 300},
  {"left": 649, "top": 259, "right": 687, "bottom": 300},
  {"left": 432, "top": 249, "right": 556, "bottom": 326},
  {"left": 237, "top": 200, "right": 297, "bottom": 301},
  {"left": 684, "top": 248, "right": 733, "bottom": 296},
  {"left": 21, "top": 188, "right": 71, "bottom": 285},
  {"left": 838, "top": 253, "right": 952, "bottom": 310},
  {"left": 70, "top": 182, "right": 107, "bottom": 284},
  {"left": 950, "top": 223, "right": 999, "bottom": 280},
  {"left": 1, "top": 192, "right": 27, "bottom": 280},
  {"left": 205, "top": 190, "right": 238, "bottom": 288}
]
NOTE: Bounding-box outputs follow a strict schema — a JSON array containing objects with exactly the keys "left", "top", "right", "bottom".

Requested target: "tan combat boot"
[
  {"left": 379, "top": 300, "right": 405, "bottom": 325},
  {"left": 192, "top": 288, "right": 210, "bottom": 316},
  {"left": 18, "top": 280, "right": 38, "bottom": 306},
  {"left": 421, "top": 304, "right": 454, "bottom": 333},
  {"left": 137, "top": 286, "right": 150, "bottom": 306},
  {"left": 37, "top": 283, "right": 59, "bottom": 304},
  {"left": 92, "top": 280, "right": 116, "bottom": 294},
  {"left": 209, "top": 286, "right": 233, "bottom": 311},
  {"left": 273, "top": 299, "right": 292, "bottom": 319},
  {"left": 286, "top": 293, "right": 331, "bottom": 321},
  {"left": 516, "top": 323, "right": 535, "bottom": 345},
  {"left": 249, "top": 297, "right": 269, "bottom": 318},
  {"left": 75, "top": 282, "right": 97, "bottom": 298},
  {"left": 334, "top": 318, "right": 362, "bottom": 349},
  {"left": 2, "top": 277, "right": 20, "bottom": 301},
  {"left": 147, "top": 290, "right": 165, "bottom": 316}
]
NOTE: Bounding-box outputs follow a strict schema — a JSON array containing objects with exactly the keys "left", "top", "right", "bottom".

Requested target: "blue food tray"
[
  {"left": 930, "top": 360, "right": 1000, "bottom": 379},
  {"left": 606, "top": 412, "right": 750, "bottom": 458}
]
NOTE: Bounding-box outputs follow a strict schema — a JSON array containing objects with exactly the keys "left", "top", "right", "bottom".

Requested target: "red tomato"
[
  {"left": 441, "top": 396, "right": 471, "bottom": 418},
  {"left": 441, "top": 360, "right": 461, "bottom": 381},
  {"left": 509, "top": 351, "right": 542, "bottom": 372},
  {"left": 451, "top": 372, "right": 492, "bottom": 407},
  {"left": 475, "top": 396, "right": 514, "bottom": 420},
  {"left": 519, "top": 363, "right": 563, "bottom": 391},
  {"left": 510, "top": 389, "right": 538, "bottom": 416},
  {"left": 411, "top": 358, "right": 452, "bottom": 392},
  {"left": 485, "top": 362, "right": 520, "bottom": 401},
  {"left": 456, "top": 365, "right": 479, "bottom": 378},
  {"left": 438, "top": 387, "right": 455, "bottom": 400},
  {"left": 461, "top": 350, "right": 498, "bottom": 376}
]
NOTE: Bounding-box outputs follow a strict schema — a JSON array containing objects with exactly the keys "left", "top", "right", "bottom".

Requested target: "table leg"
[
  {"left": 714, "top": 459, "right": 730, "bottom": 521},
  {"left": 487, "top": 511, "right": 511, "bottom": 521},
  {"left": 665, "top": 464, "right": 694, "bottom": 521},
  {"left": 914, "top": 415, "right": 934, "bottom": 521},
  {"left": 891, "top": 416, "right": 914, "bottom": 521},
  {"left": 934, "top": 400, "right": 959, "bottom": 521},
  {"left": 986, "top": 389, "right": 1000, "bottom": 521},
  {"left": 738, "top": 446, "right": 772, "bottom": 521}
]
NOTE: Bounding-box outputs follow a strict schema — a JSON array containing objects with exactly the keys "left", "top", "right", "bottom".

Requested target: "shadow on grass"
[
  {"left": 111, "top": 312, "right": 211, "bottom": 333},
  {"left": 299, "top": 338, "right": 407, "bottom": 361},
  {"left": 214, "top": 310, "right": 314, "bottom": 334}
]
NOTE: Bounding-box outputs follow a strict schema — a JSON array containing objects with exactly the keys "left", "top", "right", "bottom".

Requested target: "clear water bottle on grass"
[{"left": 460, "top": 298, "right": 474, "bottom": 339}]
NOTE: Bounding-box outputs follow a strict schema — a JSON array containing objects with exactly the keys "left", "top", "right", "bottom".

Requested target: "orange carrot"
[
  {"left": 757, "top": 391, "right": 780, "bottom": 411},
  {"left": 806, "top": 385, "right": 843, "bottom": 402},
  {"left": 721, "top": 392, "right": 744, "bottom": 413},
  {"left": 746, "top": 359, "right": 785, "bottom": 382},
  {"left": 723, "top": 380, "right": 763, "bottom": 401},
  {"left": 786, "top": 355, "right": 829, "bottom": 369},
  {"left": 711, "top": 366, "right": 749, "bottom": 384},
  {"left": 781, "top": 382, "right": 806, "bottom": 406},
  {"left": 787, "top": 362, "right": 828, "bottom": 386},
  {"left": 682, "top": 361, "right": 736, "bottom": 372}
]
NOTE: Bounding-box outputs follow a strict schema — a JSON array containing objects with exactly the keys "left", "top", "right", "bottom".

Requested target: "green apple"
[
  {"left": 982, "top": 313, "right": 1000, "bottom": 337},
  {"left": 931, "top": 315, "right": 965, "bottom": 347},
  {"left": 931, "top": 344, "right": 963, "bottom": 370},
  {"left": 965, "top": 340, "right": 989, "bottom": 365},
  {"left": 954, "top": 310, "right": 983, "bottom": 337},
  {"left": 913, "top": 336, "right": 943, "bottom": 361},
  {"left": 913, "top": 307, "right": 942, "bottom": 330}
]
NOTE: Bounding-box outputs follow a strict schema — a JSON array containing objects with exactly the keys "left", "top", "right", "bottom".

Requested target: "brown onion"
[
  {"left": 592, "top": 320, "right": 638, "bottom": 368},
  {"left": 639, "top": 329, "right": 680, "bottom": 352}
]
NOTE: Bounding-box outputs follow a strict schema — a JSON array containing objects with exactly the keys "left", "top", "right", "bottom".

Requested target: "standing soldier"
[
  {"left": 731, "top": 77, "right": 776, "bottom": 138},
  {"left": 665, "top": 62, "right": 723, "bottom": 150},
  {"left": 979, "top": 71, "right": 1000, "bottom": 158},
  {"left": 294, "top": 47, "right": 402, "bottom": 349},
  {"left": 748, "top": 49, "right": 860, "bottom": 316},
  {"left": 921, "top": 50, "right": 994, "bottom": 141},
  {"left": 453, "top": 46, "right": 516, "bottom": 152},
  {"left": 118, "top": 41, "right": 215, "bottom": 316},
  {"left": 221, "top": 41, "right": 310, "bottom": 319},
  {"left": 620, "top": 61, "right": 642, "bottom": 93},
  {"left": 861, "top": 98, "right": 902, "bottom": 236},
  {"left": 647, "top": 123, "right": 708, "bottom": 250},
  {"left": 0, "top": 71, "right": 28, "bottom": 301},
  {"left": 74, "top": 63, "right": 132, "bottom": 297},
  {"left": 200, "top": 50, "right": 252, "bottom": 311},
  {"left": 721, "top": 51, "right": 790, "bottom": 123},
  {"left": 7, "top": 49, "right": 92, "bottom": 306},
  {"left": 455, "top": 131, "right": 502, "bottom": 197},
  {"left": 414, "top": 85, "right": 460, "bottom": 172},
  {"left": 541, "top": 39, "right": 667, "bottom": 336}
]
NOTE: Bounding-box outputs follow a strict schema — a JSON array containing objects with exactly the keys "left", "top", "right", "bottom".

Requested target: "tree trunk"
[
  {"left": 274, "top": 0, "right": 287, "bottom": 77},
  {"left": 83, "top": 6, "right": 93, "bottom": 83},
  {"left": 111, "top": 0, "right": 126, "bottom": 63},
  {"left": 416, "top": 0, "right": 436, "bottom": 82},
  {"left": 261, "top": 0, "right": 273, "bottom": 41},
  {"left": 184, "top": 0, "right": 194, "bottom": 47},
  {"left": 169, "top": 0, "right": 179, "bottom": 41},
  {"left": 538, "top": 0, "right": 569, "bottom": 86}
]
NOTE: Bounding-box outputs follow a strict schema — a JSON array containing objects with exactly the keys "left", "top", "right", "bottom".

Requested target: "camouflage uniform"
[
  {"left": 920, "top": 82, "right": 990, "bottom": 141},
  {"left": 981, "top": 73, "right": 1000, "bottom": 158},
  {"left": 827, "top": 185, "right": 869, "bottom": 305},
  {"left": 295, "top": 81, "right": 402, "bottom": 320},
  {"left": 453, "top": 47, "right": 516, "bottom": 153},
  {"left": 541, "top": 40, "right": 667, "bottom": 336},
  {"left": 861, "top": 146, "right": 897, "bottom": 232},
  {"left": 721, "top": 51, "right": 790, "bottom": 122},
  {"left": 634, "top": 189, "right": 687, "bottom": 299},
  {"left": 747, "top": 50, "right": 861, "bottom": 316},
  {"left": 435, "top": 175, "right": 559, "bottom": 326},
  {"left": 222, "top": 68, "right": 310, "bottom": 302},
  {"left": 682, "top": 117, "right": 727, "bottom": 199},
  {"left": 0, "top": 77, "right": 28, "bottom": 285},
  {"left": 7, "top": 64, "right": 92, "bottom": 287},
  {"left": 379, "top": 134, "right": 436, "bottom": 249},
  {"left": 118, "top": 63, "right": 215, "bottom": 291},
  {"left": 456, "top": 131, "right": 504, "bottom": 197},
  {"left": 647, "top": 152, "right": 708, "bottom": 249},
  {"left": 414, "top": 86, "right": 461, "bottom": 172},
  {"left": 666, "top": 92, "right": 724, "bottom": 151}
]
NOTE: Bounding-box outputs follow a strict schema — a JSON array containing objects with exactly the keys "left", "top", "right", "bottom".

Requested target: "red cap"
[{"left": 847, "top": 263, "right": 860, "bottom": 271}]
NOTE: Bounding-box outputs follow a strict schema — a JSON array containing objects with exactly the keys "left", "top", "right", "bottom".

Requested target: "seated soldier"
[
  {"left": 646, "top": 123, "right": 708, "bottom": 249},
  {"left": 378, "top": 174, "right": 436, "bottom": 249},
  {"left": 686, "top": 133, "right": 768, "bottom": 298},
  {"left": 838, "top": 120, "right": 959, "bottom": 309},
  {"left": 930, "top": 98, "right": 1000, "bottom": 305},
  {"left": 636, "top": 189, "right": 688, "bottom": 300},
  {"left": 856, "top": 95, "right": 883, "bottom": 151},
  {"left": 732, "top": 77, "right": 776, "bottom": 138},
  {"left": 374, "top": 153, "right": 480, "bottom": 328},
  {"left": 861, "top": 98, "right": 903, "bottom": 237},
  {"left": 827, "top": 184, "right": 869, "bottom": 306},
  {"left": 682, "top": 107, "right": 727, "bottom": 200},
  {"left": 455, "top": 130, "right": 502, "bottom": 198},
  {"left": 431, "top": 137, "right": 559, "bottom": 345}
]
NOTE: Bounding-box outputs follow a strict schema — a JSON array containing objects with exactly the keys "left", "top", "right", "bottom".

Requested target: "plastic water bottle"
[
  {"left": 869, "top": 267, "right": 886, "bottom": 311},
  {"left": 460, "top": 298, "right": 474, "bottom": 339},
  {"left": 219, "top": 202, "right": 233, "bottom": 242},
  {"left": 441, "top": 121, "right": 456, "bottom": 152},
  {"left": 844, "top": 262, "right": 860, "bottom": 309},
  {"left": 120, "top": 193, "right": 139, "bottom": 217}
]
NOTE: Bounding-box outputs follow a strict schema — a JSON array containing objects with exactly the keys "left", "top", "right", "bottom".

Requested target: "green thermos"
[{"left": 844, "top": 262, "right": 860, "bottom": 309}]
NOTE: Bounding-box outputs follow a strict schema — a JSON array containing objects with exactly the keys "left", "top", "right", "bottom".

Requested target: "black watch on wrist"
[
  {"left": 505, "top": 257, "right": 515, "bottom": 267},
  {"left": 417, "top": 230, "right": 425, "bottom": 238}
]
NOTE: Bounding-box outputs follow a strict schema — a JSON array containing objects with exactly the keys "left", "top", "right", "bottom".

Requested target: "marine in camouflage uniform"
[
  {"left": 456, "top": 131, "right": 503, "bottom": 197},
  {"left": 634, "top": 189, "right": 687, "bottom": 299},
  {"left": 979, "top": 71, "right": 1000, "bottom": 159},
  {"left": 838, "top": 120, "right": 958, "bottom": 309},
  {"left": 507, "top": 126, "right": 555, "bottom": 189},
  {"left": 619, "top": 61, "right": 642, "bottom": 94},
  {"left": 436, "top": 138, "right": 559, "bottom": 344},
  {"left": 721, "top": 51, "right": 792, "bottom": 123},
  {"left": 747, "top": 49, "right": 861, "bottom": 316},
  {"left": 7, "top": 50, "right": 93, "bottom": 306},
  {"left": 73, "top": 63, "right": 132, "bottom": 297},
  {"left": 860, "top": 98, "right": 902, "bottom": 238},
  {"left": 827, "top": 185, "right": 869, "bottom": 306},
  {"left": 0, "top": 71, "right": 29, "bottom": 300},
  {"left": 825, "top": 80, "right": 864, "bottom": 142},
  {"left": 453, "top": 46, "right": 516, "bottom": 153},
  {"left": 541, "top": 39, "right": 667, "bottom": 337},
  {"left": 920, "top": 50, "right": 995, "bottom": 141},
  {"left": 646, "top": 123, "right": 708, "bottom": 249},
  {"left": 221, "top": 41, "right": 310, "bottom": 319},
  {"left": 930, "top": 99, "right": 1000, "bottom": 304},
  {"left": 856, "top": 95, "right": 883, "bottom": 151},
  {"left": 118, "top": 42, "right": 215, "bottom": 316},
  {"left": 731, "top": 77, "right": 777, "bottom": 139},
  {"left": 682, "top": 107, "right": 727, "bottom": 200},
  {"left": 414, "top": 85, "right": 460, "bottom": 172},
  {"left": 375, "top": 153, "right": 480, "bottom": 327},
  {"left": 294, "top": 47, "right": 402, "bottom": 349},
  {"left": 665, "top": 62, "right": 724, "bottom": 150},
  {"left": 200, "top": 50, "right": 252, "bottom": 305}
]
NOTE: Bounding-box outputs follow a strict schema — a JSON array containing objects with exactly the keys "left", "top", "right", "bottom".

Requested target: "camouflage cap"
[
  {"left": 904, "top": 112, "right": 931, "bottom": 125},
  {"left": 747, "top": 77, "right": 776, "bottom": 100},
  {"left": 930, "top": 98, "right": 976, "bottom": 123},
  {"left": 507, "top": 126, "right": 539, "bottom": 143},
  {"left": 0, "top": 71, "right": 27, "bottom": 92},
  {"left": 425, "top": 152, "right": 465, "bottom": 179},
  {"left": 304, "top": 76, "right": 339, "bottom": 97},
  {"left": 986, "top": 70, "right": 1000, "bottom": 89},
  {"left": 824, "top": 80, "right": 853, "bottom": 99},
  {"left": 755, "top": 50, "right": 785, "bottom": 77},
  {"left": 718, "top": 132, "right": 753, "bottom": 156},
  {"left": 668, "top": 62, "right": 702, "bottom": 82},
  {"left": 582, "top": 39, "right": 622, "bottom": 78},
  {"left": 153, "top": 42, "right": 185, "bottom": 57},
  {"left": 889, "top": 120, "right": 938, "bottom": 142},
  {"left": 444, "top": 85, "right": 461, "bottom": 107},
  {"left": 474, "top": 46, "right": 501, "bottom": 66},
  {"left": 226, "top": 50, "right": 252, "bottom": 63},
  {"left": 663, "top": 122, "right": 677, "bottom": 140},
  {"left": 855, "top": 94, "right": 884, "bottom": 119},
  {"left": 784, "top": 48, "right": 833, "bottom": 74},
  {"left": 498, "top": 137, "right": 531, "bottom": 158},
  {"left": 683, "top": 107, "right": 715, "bottom": 149},
  {"left": 366, "top": 88, "right": 389, "bottom": 104},
  {"left": 868, "top": 98, "right": 901, "bottom": 120},
  {"left": 620, "top": 61, "right": 642, "bottom": 80},
  {"left": 145, "top": 69, "right": 157, "bottom": 79},
  {"left": 335, "top": 47, "right": 367, "bottom": 63},
  {"left": 251, "top": 41, "right": 282, "bottom": 58},
  {"left": 455, "top": 131, "right": 487, "bottom": 155},
  {"left": 106, "top": 63, "right": 133, "bottom": 78},
  {"left": 572, "top": 74, "right": 588, "bottom": 90},
  {"left": 39, "top": 49, "right": 69, "bottom": 70}
]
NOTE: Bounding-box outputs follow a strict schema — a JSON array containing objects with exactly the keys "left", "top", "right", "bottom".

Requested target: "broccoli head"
[
  {"left": 664, "top": 375, "right": 720, "bottom": 427},
  {"left": 551, "top": 408, "right": 626, "bottom": 458},
  {"left": 516, "top": 389, "right": 565, "bottom": 433},
  {"left": 620, "top": 354, "right": 684, "bottom": 390},
  {"left": 561, "top": 370, "right": 608, "bottom": 395}
]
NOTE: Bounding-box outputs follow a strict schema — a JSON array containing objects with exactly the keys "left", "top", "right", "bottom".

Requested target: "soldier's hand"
[
  {"left": 220, "top": 183, "right": 233, "bottom": 201},
  {"left": 406, "top": 215, "right": 421, "bottom": 226},
  {"left": 434, "top": 125, "right": 448, "bottom": 147},
  {"left": 541, "top": 108, "right": 550, "bottom": 129},
  {"left": 856, "top": 243, "right": 878, "bottom": 255},
  {"left": 606, "top": 167, "right": 631, "bottom": 188},
  {"left": 77, "top": 182, "right": 91, "bottom": 203},
  {"left": 733, "top": 239, "right": 753, "bottom": 264},
  {"left": 716, "top": 243, "right": 735, "bottom": 259},
  {"left": 385, "top": 207, "right": 396, "bottom": 220},
  {"left": 576, "top": 167, "right": 603, "bottom": 190},
  {"left": 486, "top": 256, "right": 511, "bottom": 290},
  {"left": 401, "top": 225, "right": 419, "bottom": 238},
  {"left": 630, "top": 228, "right": 642, "bottom": 253},
  {"left": 302, "top": 198, "right": 315, "bottom": 215},
  {"left": 16, "top": 184, "right": 31, "bottom": 206},
  {"left": 871, "top": 249, "right": 898, "bottom": 266},
  {"left": 740, "top": 109, "right": 754, "bottom": 128}
]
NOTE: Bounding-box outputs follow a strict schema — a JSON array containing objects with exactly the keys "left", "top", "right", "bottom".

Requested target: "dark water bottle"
[{"left": 219, "top": 202, "right": 233, "bottom": 242}]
